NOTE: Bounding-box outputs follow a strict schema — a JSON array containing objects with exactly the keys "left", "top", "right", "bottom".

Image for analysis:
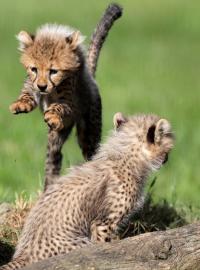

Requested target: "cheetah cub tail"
[{"left": 87, "top": 3, "right": 123, "bottom": 77}]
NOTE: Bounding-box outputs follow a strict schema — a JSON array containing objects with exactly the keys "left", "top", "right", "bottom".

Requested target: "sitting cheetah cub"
[{"left": 1, "top": 113, "right": 174, "bottom": 269}]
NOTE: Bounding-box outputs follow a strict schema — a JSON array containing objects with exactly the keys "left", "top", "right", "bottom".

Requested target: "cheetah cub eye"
[{"left": 49, "top": 69, "right": 58, "bottom": 76}]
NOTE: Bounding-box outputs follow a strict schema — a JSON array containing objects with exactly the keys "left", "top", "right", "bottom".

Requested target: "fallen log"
[{"left": 23, "top": 222, "right": 200, "bottom": 270}]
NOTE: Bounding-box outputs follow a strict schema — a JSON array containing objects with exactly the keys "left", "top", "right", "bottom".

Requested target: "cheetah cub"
[
  {"left": 1, "top": 113, "right": 174, "bottom": 270},
  {"left": 9, "top": 4, "right": 122, "bottom": 188}
]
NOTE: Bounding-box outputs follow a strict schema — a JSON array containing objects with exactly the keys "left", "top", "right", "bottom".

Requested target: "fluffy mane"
[{"left": 36, "top": 23, "right": 85, "bottom": 44}]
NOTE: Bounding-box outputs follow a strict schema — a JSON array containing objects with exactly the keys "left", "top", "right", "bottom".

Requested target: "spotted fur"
[
  {"left": 0, "top": 113, "right": 174, "bottom": 269},
  {"left": 9, "top": 4, "right": 122, "bottom": 189}
]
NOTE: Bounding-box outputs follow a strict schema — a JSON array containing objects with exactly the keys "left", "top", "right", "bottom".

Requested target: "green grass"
[{"left": 0, "top": 0, "right": 200, "bottom": 206}]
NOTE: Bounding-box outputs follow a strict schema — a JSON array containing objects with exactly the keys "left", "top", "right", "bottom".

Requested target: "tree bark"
[{"left": 23, "top": 222, "right": 200, "bottom": 270}]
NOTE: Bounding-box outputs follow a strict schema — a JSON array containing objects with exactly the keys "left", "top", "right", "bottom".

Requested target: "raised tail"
[{"left": 87, "top": 3, "right": 123, "bottom": 77}]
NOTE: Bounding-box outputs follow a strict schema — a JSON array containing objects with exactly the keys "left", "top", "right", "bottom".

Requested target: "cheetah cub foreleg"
[
  {"left": 10, "top": 90, "right": 37, "bottom": 114},
  {"left": 44, "top": 103, "right": 72, "bottom": 131}
]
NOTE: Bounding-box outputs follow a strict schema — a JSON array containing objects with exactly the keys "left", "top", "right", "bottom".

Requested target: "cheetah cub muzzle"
[{"left": 1, "top": 113, "right": 174, "bottom": 270}]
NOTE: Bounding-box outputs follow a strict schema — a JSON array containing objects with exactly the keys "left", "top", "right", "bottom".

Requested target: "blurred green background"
[{"left": 0, "top": 0, "right": 200, "bottom": 205}]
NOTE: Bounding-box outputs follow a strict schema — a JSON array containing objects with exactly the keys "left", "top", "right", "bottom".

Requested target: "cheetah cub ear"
[
  {"left": 66, "top": 31, "right": 85, "bottom": 50},
  {"left": 154, "top": 119, "right": 172, "bottom": 144},
  {"left": 113, "top": 112, "right": 127, "bottom": 130},
  {"left": 17, "top": 31, "right": 34, "bottom": 52}
]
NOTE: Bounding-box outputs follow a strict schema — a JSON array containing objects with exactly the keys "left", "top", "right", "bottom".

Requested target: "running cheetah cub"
[
  {"left": 9, "top": 3, "right": 122, "bottom": 188},
  {"left": 1, "top": 113, "right": 174, "bottom": 270}
]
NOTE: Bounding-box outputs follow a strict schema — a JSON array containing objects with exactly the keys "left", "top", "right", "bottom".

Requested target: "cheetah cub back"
[{"left": 1, "top": 113, "right": 174, "bottom": 270}]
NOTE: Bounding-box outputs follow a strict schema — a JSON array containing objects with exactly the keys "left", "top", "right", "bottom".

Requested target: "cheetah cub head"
[
  {"left": 17, "top": 24, "right": 85, "bottom": 94},
  {"left": 113, "top": 112, "right": 174, "bottom": 170}
]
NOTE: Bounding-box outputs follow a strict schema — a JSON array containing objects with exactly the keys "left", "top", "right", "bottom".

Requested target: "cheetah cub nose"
[{"left": 37, "top": 84, "right": 47, "bottom": 92}]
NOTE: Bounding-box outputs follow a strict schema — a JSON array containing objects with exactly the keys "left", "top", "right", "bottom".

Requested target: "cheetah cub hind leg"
[{"left": 44, "top": 124, "right": 74, "bottom": 188}]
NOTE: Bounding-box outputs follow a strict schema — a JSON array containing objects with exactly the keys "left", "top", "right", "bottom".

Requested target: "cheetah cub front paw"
[
  {"left": 10, "top": 100, "right": 33, "bottom": 114},
  {"left": 44, "top": 111, "right": 64, "bottom": 131}
]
